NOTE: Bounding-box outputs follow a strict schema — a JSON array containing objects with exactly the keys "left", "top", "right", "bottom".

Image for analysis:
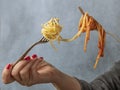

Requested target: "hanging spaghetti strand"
[{"left": 77, "top": 6, "right": 106, "bottom": 69}]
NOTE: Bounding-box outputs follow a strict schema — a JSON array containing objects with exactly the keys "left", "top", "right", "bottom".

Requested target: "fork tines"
[{"left": 40, "top": 37, "right": 49, "bottom": 43}]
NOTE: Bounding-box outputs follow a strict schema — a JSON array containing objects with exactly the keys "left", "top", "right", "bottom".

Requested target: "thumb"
[{"left": 2, "top": 64, "right": 15, "bottom": 84}]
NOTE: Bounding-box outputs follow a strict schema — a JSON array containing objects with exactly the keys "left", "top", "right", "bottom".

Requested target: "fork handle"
[{"left": 13, "top": 41, "right": 40, "bottom": 66}]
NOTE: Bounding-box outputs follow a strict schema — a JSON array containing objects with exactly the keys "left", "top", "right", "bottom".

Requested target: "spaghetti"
[
  {"left": 76, "top": 7, "right": 106, "bottom": 69},
  {"left": 41, "top": 18, "right": 62, "bottom": 50},
  {"left": 41, "top": 8, "right": 106, "bottom": 69}
]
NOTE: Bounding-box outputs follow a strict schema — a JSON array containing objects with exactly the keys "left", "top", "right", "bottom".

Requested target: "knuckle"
[
  {"left": 26, "top": 83, "right": 32, "bottom": 87},
  {"left": 49, "top": 70, "right": 55, "bottom": 76},
  {"left": 19, "top": 70, "right": 27, "bottom": 76},
  {"left": 20, "top": 82, "right": 26, "bottom": 86},
  {"left": 19, "top": 82, "right": 29, "bottom": 86},
  {"left": 11, "top": 71, "right": 18, "bottom": 77},
  {"left": 19, "top": 80, "right": 30, "bottom": 86},
  {"left": 24, "top": 81, "right": 33, "bottom": 87}
]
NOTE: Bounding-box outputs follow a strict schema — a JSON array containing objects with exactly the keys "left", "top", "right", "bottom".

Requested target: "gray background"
[{"left": 0, "top": 0, "right": 120, "bottom": 90}]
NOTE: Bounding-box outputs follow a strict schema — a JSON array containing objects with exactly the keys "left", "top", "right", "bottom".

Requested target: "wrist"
[{"left": 52, "top": 70, "right": 81, "bottom": 90}]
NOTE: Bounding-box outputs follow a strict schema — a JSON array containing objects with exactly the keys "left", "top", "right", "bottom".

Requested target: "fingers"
[
  {"left": 26, "top": 57, "right": 43, "bottom": 86},
  {"left": 31, "top": 57, "right": 43, "bottom": 73},
  {"left": 20, "top": 59, "right": 37, "bottom": 85},
  {"left": 3, "top": 54, "right": 45, "bottom": 86},
  {"left": 11, "top": 56, "right": 31, "bottom": 83},
  {"left": 2, "top": 64, "right": 15, "bottom": 84},
  {"left": 20, "top": 54, "right": 38, "bottom": 83},
  {"left": 12, "top": 54, "right": 44, "bottom": 86}
]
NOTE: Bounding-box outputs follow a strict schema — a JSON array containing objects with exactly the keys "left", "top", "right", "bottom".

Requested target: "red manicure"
[
  {"left": 6, "top": 64, "right": 11, "bottom": 70},
  {"left": 24, "top": 56, "right": 31, "bottom": 61},
  {"left": 32, "top": 54, "right": 37, "bottom": 59}
]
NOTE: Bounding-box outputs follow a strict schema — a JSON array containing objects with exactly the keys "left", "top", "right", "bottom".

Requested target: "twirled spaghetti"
[
  {"left": 41, "top": 18, "right": 62, "bottom": 40},
  {"left": 41, "top": 18, "right": 63, "bottom": 50}
]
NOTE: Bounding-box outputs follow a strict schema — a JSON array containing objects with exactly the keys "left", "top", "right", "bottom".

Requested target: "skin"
[{"left": 2, "top": 56, "right": 81, "bottom": 90}]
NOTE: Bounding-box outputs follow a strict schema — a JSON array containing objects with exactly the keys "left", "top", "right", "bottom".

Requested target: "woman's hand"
[
  {"left": 2, "top": 54, "right": 81, "bottom": 90},
  {"left": 2, "top": 55, "right": 59, "bottom": 86}
]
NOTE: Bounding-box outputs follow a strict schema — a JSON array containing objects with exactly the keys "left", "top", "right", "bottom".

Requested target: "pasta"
[
  {"left": 41, "top": 18, "right": 63, "bottom": 50},
  {"left": 41, "top": 18, "right": 62, "bottom": 41},
  {"left": 41, "top": 18, "right": 80, "bottom": 50},
  {"left": 76, "top": 7, "right": 106, "bottom": 69},
  {"left": 41, "top": 7, "right": 106, "bottom": 69}
]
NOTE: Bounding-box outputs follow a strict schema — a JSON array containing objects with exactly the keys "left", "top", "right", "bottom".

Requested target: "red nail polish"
[
  {"left": 6, "top": 64, "right": 11, "bottom": 70},
  {"left": 32, "top": 54, "right": 37, "bottom": 59},
  {"left": 39, "top": 57, "right": 43, "bottom": 60},
  {"left": 24, "top": 56, "right": 31, "bottom": 61}
]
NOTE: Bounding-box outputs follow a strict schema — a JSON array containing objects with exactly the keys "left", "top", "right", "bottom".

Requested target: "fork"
[{"left": 13, "top": 37, "right": 49, "bottom": 66}]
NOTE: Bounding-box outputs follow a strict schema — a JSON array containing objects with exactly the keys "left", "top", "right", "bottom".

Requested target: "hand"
[
  {"left": 2, "top": 55, "right": 59, "bottom": 86},
  {"left": 2, "top": 54, "right": 81, "bottom": 90}
]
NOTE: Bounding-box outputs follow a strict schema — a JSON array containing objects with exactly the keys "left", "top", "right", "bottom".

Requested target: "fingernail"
[
  {"left": 39, "top": 57, "right": 43, "bottom": 60},
  {"left": 32, "top": 54, "right": 37, "bottom": 59},
  {"left": 24, "top": 56, "right": 31, "bottom": 61},
  {"left": 6, "top": 64, "right": 11, "bottom": 70}
]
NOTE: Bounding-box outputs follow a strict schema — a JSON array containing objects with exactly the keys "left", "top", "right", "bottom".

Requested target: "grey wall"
[{"left": 0, "top": 0, "right": 120, "bottom": 90}]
